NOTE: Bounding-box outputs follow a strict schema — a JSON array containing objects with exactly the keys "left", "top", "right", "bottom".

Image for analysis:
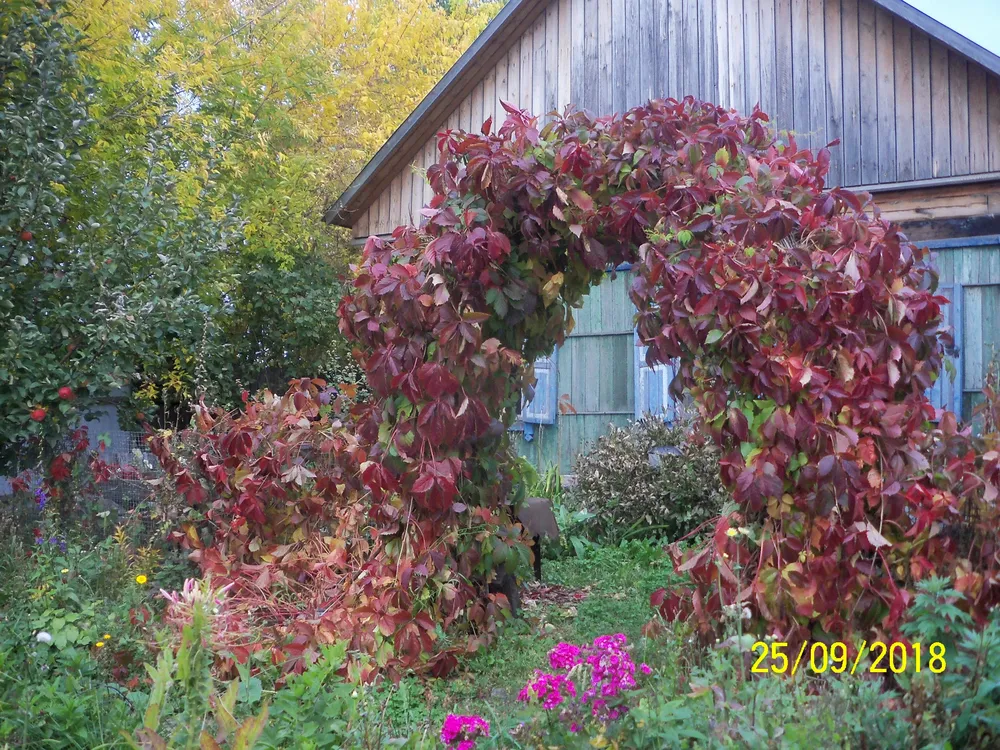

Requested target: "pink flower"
[
  {"left": 549, "top": 642, "right": 583, "bottom": 670},
  {"left": 517, "top": 671, "right": 577, "bottom": 710},
  {"left": 440, "top": 714, "right": 489, "bottom": 749}
]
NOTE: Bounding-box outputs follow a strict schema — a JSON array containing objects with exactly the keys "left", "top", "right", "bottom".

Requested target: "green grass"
[{"left": 376, "top": 539, "right": 680, "bottom": 737}]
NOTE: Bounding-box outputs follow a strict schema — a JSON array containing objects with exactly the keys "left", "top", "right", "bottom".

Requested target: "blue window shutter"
[
  {"left": 928, "top": 283, "right": 963, "bottom": 416},
  {"left": 521, "top": 349, "right": 557, "bottom": 425},
  {"left": 634, "top": 330, "right": 676, "bottom": 421}
]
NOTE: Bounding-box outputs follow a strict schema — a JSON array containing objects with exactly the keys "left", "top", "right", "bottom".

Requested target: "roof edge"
[
  {"left": 327, "top": 0, "right": 1000, "bottom": 230},
  {"left": 869, "top": 0, "right": 1000, "bottom": 79},
  {"left": 324, "top": 0, "right": 544, "bottom": 228}
]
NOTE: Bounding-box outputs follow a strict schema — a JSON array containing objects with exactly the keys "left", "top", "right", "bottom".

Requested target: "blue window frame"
[
  {"left": 520, "top": 348, "right": 558, "bottom": 440},
  {"left": 928, "top": 282, "right": 963, "bottom": 416},
  {"left": 634, "top": 329, "right": 677, "bottom": 422}
]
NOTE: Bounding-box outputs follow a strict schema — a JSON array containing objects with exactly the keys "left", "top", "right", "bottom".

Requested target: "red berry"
[
  {"left": 30, "top": 408, "right": 47, "bottom": 422},
  {"left": 19, "top": 230, "right": 33, "bottom": 242},
  {"left": 58, "top": 386, "right": 74, "bottom": 400},
  {"left": 136, "top": 412, "right": 145, "bottom": 422}
]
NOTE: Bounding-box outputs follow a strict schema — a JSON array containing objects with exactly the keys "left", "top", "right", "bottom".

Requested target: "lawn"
[{"left": 418, "top": 540, "right": 675, "bottom": 719}]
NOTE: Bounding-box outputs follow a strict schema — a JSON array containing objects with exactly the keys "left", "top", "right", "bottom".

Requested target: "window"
[
  {"left": 634, "top": 329, "right": 677, "bottom": 421},
  {"left": 520, "top": 349, "right": 558, "bottom": 431}
]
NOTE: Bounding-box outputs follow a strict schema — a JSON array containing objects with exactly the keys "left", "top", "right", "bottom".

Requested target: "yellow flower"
[
  {"left": 61, "top": 568, "right": 69, "bottom": 573},
  {"left": 95, "top": 641, "right": 105, "bottom": 648},
  {"left": 103, "top": 633, "right": 111, "bottom": 640},
  {"left": 135, "top": 574, "right": 148, "bottom": 585},
  {"left": 726, "top": 528, "right": 739, "bottom": 537}
]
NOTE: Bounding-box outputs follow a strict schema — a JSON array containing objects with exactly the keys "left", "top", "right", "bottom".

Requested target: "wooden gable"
[{"left": 339, "top": 0, "right": 1000, "bottom": 242}]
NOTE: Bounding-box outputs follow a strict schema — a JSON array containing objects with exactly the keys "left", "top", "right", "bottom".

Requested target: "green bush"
[
  {"left": 569, "top": 419, "right": 727, "bottom": 544},
  {"left": 0, "top": 535, "right": 157, "bottom": 748}
]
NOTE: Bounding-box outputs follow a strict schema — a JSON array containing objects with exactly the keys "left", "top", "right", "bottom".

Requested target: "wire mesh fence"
[{"left": 1, "top": 429, "right": 162, "bottom": 513}]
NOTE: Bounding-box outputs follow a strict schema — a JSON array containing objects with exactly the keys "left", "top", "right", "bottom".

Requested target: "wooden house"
[{"left": 326, "top": 0, "right": 1000, "bottom": 472}]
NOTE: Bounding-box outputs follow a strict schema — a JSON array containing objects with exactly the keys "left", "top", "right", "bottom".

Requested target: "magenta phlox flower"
[
  {"left": 518, "top": 671, "right": 577, "bottom": 709},
  {"left": 579, "top": 633, "right": 647, "bottom": 720},
  {"left": 518, "top": 633, "right": 653, "bottom": 733},
  {"left": 548, "top": 641, "right": 583, "bottom": 670},
  {"left": 440, "top": 714, "right": 490, "bottom": 749}
]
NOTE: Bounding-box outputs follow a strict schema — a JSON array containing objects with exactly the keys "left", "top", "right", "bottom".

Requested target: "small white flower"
[
  {"left": 742, "top": 607, "right": 752, "bottom": 620},
  {"left": 35, "top": 631, "right": 53, "bottom": 644}
]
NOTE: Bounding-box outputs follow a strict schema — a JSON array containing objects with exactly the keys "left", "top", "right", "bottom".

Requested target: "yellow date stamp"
[{"left": 749, "top": 640, "right": 947, "bottom": 676}]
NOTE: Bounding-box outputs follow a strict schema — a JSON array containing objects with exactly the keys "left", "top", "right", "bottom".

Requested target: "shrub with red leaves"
[
  {"left": 150, "top": 378, "right": 516, "bottom": 679},
  {"left": 157, "top": 96, "right": 1000, "bottom": 676}
]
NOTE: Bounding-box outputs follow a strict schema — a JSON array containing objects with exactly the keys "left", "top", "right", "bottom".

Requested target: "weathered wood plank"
[
  {"left": 507, "top": 41, "right": 521, "bottom": 110},
  {"left": 482, "top": 66, "right": 496, "bottom": 133},
  {"left": 583, "top": 0, "right": 598, "bottom": 110},
  {"left": 758, "top": 0, "right": 776, "bottom": 116},
  {"left": 969, "top": 64, "right": 990, "bottom": 173},
  {"left": 774, "top": 0, "right": 792, "bottom": 133},
  {"left": 989, "top": 73, "right": 1000, "bottom": 173},
  {"left": 571, "top": 0, "right": 585, "bottom": 106},
  {"left": 611, "top": 0, "right": 626, "bottom": 112},
  {"left": 422, "top": 137, "right": 436, "bottom": 220},
  {"left": 986, "top": 74, "right": 1000, "bottom": 172},
  {"left": 378, "top": 183, "right": 391, "bottom": 235},
  {"left": 823, "top": 0, "right": 843, "bottom": 184},
  {"left": 402, "top": 163, "right": 414, "bottom": 226},
  {"left": 640, "top": 0, "right": 659, "bottom": 103},
  {"left": 807, "top": 0, "right": 826, "bottom": 150},
  {"left": 717, "top": 0, "right": 731, "bottom": 109},
  {"left": 857, "top": 1, "right": 878, "bottom": 183},
  {"left": 699, "top": 0, "right": 717, "bottom": 102},
  {"left": 459, "top": 91, "right": 472, "bottom": 133},
  {"left": 598, "top": 0, "right": 613, "bottom": 112},
  {"left": 624, "top": 0, "right": 641, "bottom": 107},
  {"left": 964, "top": 284, "right": 984, "bottom": 390},
  {"left": 839, "top": 0, "right": 860, "bottom": 185},
  {"left": 875, "top": 7, "right": 896, "bottom": 182},
  {"left": 911, "top": 30, "right": 933, "bottom": 180},
  {"left": 494, "top": 57, "right": 508, "bottom": 128},
  {"left": 745, "top": 0, "right": 762, "bottom": 110},
  {"left": 520, "top": 22, "right": 534, "bottom": 111},
  {"left": 390, "top": 174, "right": 403, "bottom": 232},
  {"left": 731, "top": 0, "right": 747, "bottom": 113},
  {"left": 532, "top": 15, "right": 546, "bottom": 116},
  {"left": 677, "top": 0, "right": 691, "bottom": 99},
  {"left": 559, "top": 0, "right": 572, "bottom": 109},
  {"left": 666, "top": 0, "right": 680, "bottom": 99},
  {"left": 471, "top": 81, "right": 483, "bottom": 135},
  {"left": 930, "top": 41, "right": 951, "bottom": 177},
  {"left": 356, "top": 205, "right": 369, "bottom": 239},
  {"left": 891, "top": 18, "right": 913, "bottom": 182},
  {"left": 790, "top": 0, "right": 809, "bottom": 139},
  {"left": 984, "top": 287, "right": 1000, "bottom": 380},
  {"left": 545, "top": 1, "right": 559, "bottom": 116},
  {"left": 950, "top": 52, "right": 971, "bottom": 175}
]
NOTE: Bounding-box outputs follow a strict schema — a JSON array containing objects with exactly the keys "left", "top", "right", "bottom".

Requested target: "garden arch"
[{"left": 339, "top": 97, "right": 1000, "bottom": 647}]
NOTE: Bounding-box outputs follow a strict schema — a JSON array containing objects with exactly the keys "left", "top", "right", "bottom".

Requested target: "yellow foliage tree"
[
  {"left": 51, "top": 0, "right": 501, "bottom": 419},
  {"left": 67, "top": 0, "right": 501, "bottom": 265}
]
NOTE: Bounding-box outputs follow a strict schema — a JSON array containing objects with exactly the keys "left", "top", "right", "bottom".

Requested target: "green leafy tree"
[{"left": 1, "top": 0, "right": 96, "bottom": 473}]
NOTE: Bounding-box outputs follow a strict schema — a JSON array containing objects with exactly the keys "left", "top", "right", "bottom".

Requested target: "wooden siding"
[
  {"left": 352, "top": 0, "right": 1000, "bottom": 240},
  {"left": 514, "top": 270, "right": 636, "bottom": 473},
  {"left": 932, "top": 243, "right": 1000, "bottom": 420},
  {"left": 871, "top": 179, "right": 1000, "bottom": 240}
]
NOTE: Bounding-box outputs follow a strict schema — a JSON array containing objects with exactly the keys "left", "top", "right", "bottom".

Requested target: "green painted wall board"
[
  {"left": 514, "top": 269, "right": 637, "bottom": 473},
  {"left": 932, "top": 244, "right": 1000, "bottom": 421},
  {"left": 516, "top": 245, "right": 1000, "bottom": 471}
]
